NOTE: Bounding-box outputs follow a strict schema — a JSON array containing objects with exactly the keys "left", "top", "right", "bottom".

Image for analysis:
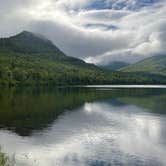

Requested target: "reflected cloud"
[{"left": 0, "top": 100, "right": 166, "bottom": 166}]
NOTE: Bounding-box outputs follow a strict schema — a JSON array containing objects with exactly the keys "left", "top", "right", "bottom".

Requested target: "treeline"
[{"left": 0, "top": 52, "right": 165, "bottom": 87}]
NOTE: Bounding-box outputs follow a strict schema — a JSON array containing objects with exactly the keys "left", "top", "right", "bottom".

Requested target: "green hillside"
[
  {"left": 0, "top": 31, "right": 165, "bottom": 86},
  {"left": 100, "top": 61, "right": 129, "bottom": 71},
  {"left": 120, "top": 55, "right": 166, "bottom": 76}
]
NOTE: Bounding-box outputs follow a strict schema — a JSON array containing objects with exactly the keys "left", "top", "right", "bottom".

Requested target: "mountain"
[
  {"left": 120, "top": 55, "right": 166, "bottom": 76},
  {"left": 0, "top": 31, "right": 60, "bottom": 54},
  {"left": 0, "top": 31, "right": 165, "bottom": 86},
  {"left": 0, "top": 31, "right": 91, "bottom": 66},
  {"left": 100, "top": 61, "right": 130, "bottom": 70}
]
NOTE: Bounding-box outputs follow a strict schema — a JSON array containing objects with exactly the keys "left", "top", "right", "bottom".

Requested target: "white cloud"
[{"left": 0, "top": 0, "right": 166, "bottom": 64}]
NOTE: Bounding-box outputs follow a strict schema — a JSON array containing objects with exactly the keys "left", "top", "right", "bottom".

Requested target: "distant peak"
[
  {"left": 21, "top": 30, "right": 32, "bottom": 34},
  {"left": 16, "top": 31, "right": 38, "bottom": 38},
  {"left": 11, "top": 31, "right": 37, "bottom": 39},
  {"left": 2, "top": 30, "right": 63, "bottom": 54},
  {"left": 12, "top": 31, "right": 53, "bottom": 44}
]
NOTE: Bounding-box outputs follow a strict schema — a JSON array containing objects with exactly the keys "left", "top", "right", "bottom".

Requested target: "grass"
[
  {"left": 0, "top": 148, "right": 15, "bottom": 166},
  {"left": 0, "top": 148, "right": 9, "bottom": 166}
]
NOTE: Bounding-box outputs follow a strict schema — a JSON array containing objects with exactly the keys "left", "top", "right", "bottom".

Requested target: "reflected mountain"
[{"left": 0, "top": 87, "right": 166, "bottom": 136}]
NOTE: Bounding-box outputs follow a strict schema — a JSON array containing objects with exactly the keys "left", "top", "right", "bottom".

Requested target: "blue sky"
[
  {"left": 0, "top": 0, "right": 166, "bottom": 65},
  {"left": 85, "top": 0, "right": 158, "bottom": 10},
  {"left": 84, "top": 0, "right": 159, "bottom": 31}
]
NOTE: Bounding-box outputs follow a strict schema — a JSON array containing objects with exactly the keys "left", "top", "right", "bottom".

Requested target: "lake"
[{"left": 0, "top": 86, "right": 166, "bottom": 166}]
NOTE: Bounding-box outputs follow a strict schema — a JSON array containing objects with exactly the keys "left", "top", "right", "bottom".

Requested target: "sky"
[{"left": 0, "top": 0, "right": 166, "bottom": 65}]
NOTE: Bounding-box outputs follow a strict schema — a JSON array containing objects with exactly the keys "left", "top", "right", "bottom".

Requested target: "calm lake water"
[{"left": 0, "top": 87, "right": 166, "bottom": 166}]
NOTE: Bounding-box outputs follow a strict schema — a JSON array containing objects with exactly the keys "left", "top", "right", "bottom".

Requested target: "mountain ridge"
[
  {"left": 0, "top": 31, "right": 165, "bottom": 86},
  {"left": 120, "top": 54, "right": 166, "bottom": 76},
  {"left": 0, "top": 31, "right": 95, "bottom": 68},
  {"left": 0, "top": 31, "right": 65, "bottom": 54}
]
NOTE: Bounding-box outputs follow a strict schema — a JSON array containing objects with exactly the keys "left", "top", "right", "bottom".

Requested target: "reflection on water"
[{"left": 0, "top": 87, "right": 166, "bottom": 166}]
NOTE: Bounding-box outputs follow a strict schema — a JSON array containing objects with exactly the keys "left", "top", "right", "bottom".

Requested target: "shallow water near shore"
[{"left": 0, "top": 86, "right": 166, "bottom": 166}]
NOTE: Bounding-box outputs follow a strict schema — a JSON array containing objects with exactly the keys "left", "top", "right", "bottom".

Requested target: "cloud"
[{"left": 0, "top": 0, "right": 166, "bottom": 64}]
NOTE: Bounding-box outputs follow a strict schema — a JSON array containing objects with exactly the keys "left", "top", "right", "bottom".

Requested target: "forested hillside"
[
  {"left": 0, "top": 31, "right": 165, "bottom": 86},
  {"left": 120, "top": 55, "right": 166, "bottom": 76}
]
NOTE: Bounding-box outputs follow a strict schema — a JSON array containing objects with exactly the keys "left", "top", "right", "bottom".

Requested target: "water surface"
[{"left": 0, "top": 87, "right": 166, "bottom": 166}]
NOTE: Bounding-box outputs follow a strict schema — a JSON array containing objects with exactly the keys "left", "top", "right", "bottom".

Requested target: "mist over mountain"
[
  {"left": 0, "top": 31, "right": 92, "bottom": 66},
  {"left": 0, "top": 31, "right": 165, "bottom": 86},
  {"left": 0, "top": 0, "right": 166, "bottom": 65}
]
